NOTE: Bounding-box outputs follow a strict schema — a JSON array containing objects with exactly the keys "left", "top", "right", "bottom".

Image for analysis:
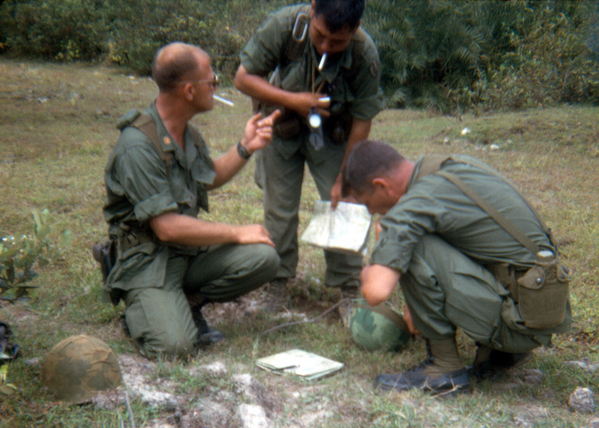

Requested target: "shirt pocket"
[
  {"left": 190, "top": 159, "right": 216, "bottom": 212},
  {"left": 168, "top": 163, "right": 196, "bottom": 208},
  {"left": 107, "top": 242, "right": 167, "bottom": 291}
]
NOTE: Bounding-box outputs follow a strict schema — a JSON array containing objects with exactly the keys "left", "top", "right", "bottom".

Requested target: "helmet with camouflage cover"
[
  {"left": 350, "top": 299, "right": 411, "bottom": 352},
  {"left": 41, "top": 335, "right": 122, "bottom": 404}
]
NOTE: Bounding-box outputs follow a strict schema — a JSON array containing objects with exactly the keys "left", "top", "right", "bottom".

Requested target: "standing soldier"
[{"left": 235, "top": 0, "right": 384, "bottom": 324}]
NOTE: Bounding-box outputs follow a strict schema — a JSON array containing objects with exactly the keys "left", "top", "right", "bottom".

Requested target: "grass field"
[{"left": 0, "top": 59, "right": 598, "bottom": 427}]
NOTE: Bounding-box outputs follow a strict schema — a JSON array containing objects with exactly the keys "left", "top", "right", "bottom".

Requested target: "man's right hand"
[
  {"left": 291, "top": 92, "right": 331, "bottom": 119},
  {"left": 241, "top": 109, "right": 281, "bottom": 154},
  {"left": 236, "top": 224, "right": 275, "bottom": 247},
  {"left": 234, "top": 66, "right": 330, "bottom": 119},
  {"left": 150, "top": 212, "right": 275, "bottom": 248}
]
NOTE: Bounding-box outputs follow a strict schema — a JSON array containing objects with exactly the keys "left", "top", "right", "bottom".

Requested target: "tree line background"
[{"left": 1, "top": 0, "right": 598, "bottom": 113}]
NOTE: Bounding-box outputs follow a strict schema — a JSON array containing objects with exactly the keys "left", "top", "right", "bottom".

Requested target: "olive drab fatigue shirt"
[
  {"left": 103, "top": 103, "right": 216, "bottom": 294},
  {"left": 239, "top": 3, "right": 384, "bottom": 163},
  {"left": 371, "top": 155, "right": 557, "bottom": 274}
]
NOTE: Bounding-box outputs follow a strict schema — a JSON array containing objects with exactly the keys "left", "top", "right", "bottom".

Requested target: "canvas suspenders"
[{"left": 415, "top": 155, "right": 555, "bottom": 253}]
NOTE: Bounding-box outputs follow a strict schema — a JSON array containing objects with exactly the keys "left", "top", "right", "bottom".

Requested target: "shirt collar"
[
  {"left": 310, "top": 40, "right": 355, "bottom": 84},
  {"left": 405, "top": 156, "right": 425, "bottom": 192}
]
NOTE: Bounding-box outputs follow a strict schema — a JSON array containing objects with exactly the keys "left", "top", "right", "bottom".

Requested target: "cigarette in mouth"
[
  {"left": 318, "top": 53, "right": 327, "bottom": 71},
  {"left": 213, "top": 95, "right": 235, "bottom": 107}
]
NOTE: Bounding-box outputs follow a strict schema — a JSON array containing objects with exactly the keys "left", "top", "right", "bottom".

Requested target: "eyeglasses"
[{"left": 179, "top": 73, "right": 219, "bottom": 88}]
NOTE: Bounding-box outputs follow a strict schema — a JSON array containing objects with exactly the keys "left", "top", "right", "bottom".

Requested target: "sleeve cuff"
[{"left": 134, "top": 190, "right": 179, "bottom": 222}]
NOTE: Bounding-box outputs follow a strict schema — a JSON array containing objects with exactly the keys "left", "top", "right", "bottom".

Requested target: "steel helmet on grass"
[
  {"left": 350, "top": 299, "right": 411, "bottom": 352},
  {"left": 41, "top": 335, "right": 122, "bottom": 404}
]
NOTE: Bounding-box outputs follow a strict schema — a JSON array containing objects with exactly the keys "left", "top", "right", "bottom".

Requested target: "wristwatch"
[{"left": 237, "top": 141, "right": 252, "bottom": 160}]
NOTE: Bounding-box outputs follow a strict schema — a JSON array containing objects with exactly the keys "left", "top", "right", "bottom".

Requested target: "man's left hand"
[
  {"left": 241, "top": 109, "right": 281, "bottom": 154},
  {"left": 330, "top": 174, "right": 343, "bottom": 209}
]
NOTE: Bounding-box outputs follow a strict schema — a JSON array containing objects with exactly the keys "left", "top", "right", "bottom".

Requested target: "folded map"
[
  {"left": 300, "top": 201, "right": 372, "bottom": 256},
  {"left": 256, "top": 349, "right": 344, "bottom": 381}
]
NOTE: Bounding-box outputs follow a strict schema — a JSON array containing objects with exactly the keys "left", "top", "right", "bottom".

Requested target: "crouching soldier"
[{"left": 341, "top": 140, "right": 571, "bottom": 393}]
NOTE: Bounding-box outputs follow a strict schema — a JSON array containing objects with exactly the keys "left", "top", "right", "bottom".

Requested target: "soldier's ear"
[
  {"left": 182, "top": 83, "right": 194, "bottom": 101},
  {"left": 372, "top": 177, "right": 391, "bottom": 194}
]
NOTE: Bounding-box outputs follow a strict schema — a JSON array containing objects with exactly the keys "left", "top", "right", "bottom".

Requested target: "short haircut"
[
  {"left": 152, "top": 43, "right": 201, "bottom": 92},
  {"left": 314, "top": 0, "right": 365, "bottom": 32},
  {"left": 342, "top": 140, "right": 406, "bottom": 197}
]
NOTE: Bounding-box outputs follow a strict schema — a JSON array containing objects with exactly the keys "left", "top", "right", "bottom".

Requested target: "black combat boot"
[
  {"left": 191, "top": 307, "right": 225, "bottom": 346},
  {"left": 186, "top": 293, "right": 224, "bottom": 346},
  {"left": 470, "top": 343, "right": 532, "bottom": 380},
  {"left": 374, "top": 337, "right": 470, "bottom": 393}
]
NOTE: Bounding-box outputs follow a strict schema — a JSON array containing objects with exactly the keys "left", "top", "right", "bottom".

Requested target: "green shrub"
[
  {"left": 363, "top": 0, "right": 599, "bottom": 112},
  {"left": 107, "top": 0, "right": 292, "bottom": 78},
  {"left": 483, "top": 1, "right": 599, "bottom": 110},
  {"left": 0, "top": 0, "right": 597, "bottom": 111},
  {"left": 0, "top": 0, "right": 291, "bottom": 75},
  {"left": 363, "top": 0, "right": 487, "bottom": 112},
  {"left": 0, "top": 0, "right": 109, "bottom": 61},
  {"left": 107, "top": 0, "right": 215, "bottom": 75}
]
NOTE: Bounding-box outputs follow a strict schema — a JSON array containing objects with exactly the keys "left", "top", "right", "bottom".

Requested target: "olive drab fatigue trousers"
[
  {"left": 123, "top": 243, "right": 279, "bottom": 358},
  {"left": 400, "top": 234, "right": 553, "bottom": 353},
  {"left": 255, "top": 139, "right": 363, "bottom": 288}
]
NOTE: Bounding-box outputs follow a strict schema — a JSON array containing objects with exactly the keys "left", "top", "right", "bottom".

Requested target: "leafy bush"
[
  {"left": 0, "top": 0, "right": 597, "bottom": 111},
  {"left": 363, "top": 0, "right": 486, "bottom": 112},
  {"left": 364, "top": 0, "right": 599, "bottom": 112},
  {"left": 107, "top": 0, "right": 293, "bottom": 77},
  {"left": 0, "top": 0, "right": 291, "bottom": 76},
  {"left": 0, "top": 0, "right": 108, "bottom": 61},
  {"left": 483, "top": 1, "right": 599, "bottom": 110},
  {"left": 107, "top": 0, "right": 215, "bottom": 75}
]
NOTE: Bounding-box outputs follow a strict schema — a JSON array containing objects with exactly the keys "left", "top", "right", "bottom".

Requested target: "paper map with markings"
[{"left": 300, "top": 201, "right": 372, "bottom": 256}]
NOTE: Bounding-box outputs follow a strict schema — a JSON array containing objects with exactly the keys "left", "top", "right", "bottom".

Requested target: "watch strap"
[{"left": 237, "top": 141, "right": 252, "bottom": 160}]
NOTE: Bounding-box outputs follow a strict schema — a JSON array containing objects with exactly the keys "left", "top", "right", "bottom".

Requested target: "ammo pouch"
[
  {"left": 117, "top": 226, "right": 155, "bottom": 255},
  {"left": 252, "top": 99, "right": 301, "bottom": 140},
  {"left": 251, "top": 66, "right": 302, "bottom": 140},
  {"left": 324, "top": 114, "right": 352, "bottom": 145},
  {"left": 94, "top": 227, "right": 154, "bottom": 306},
  {"left": 516, "top": 253, "right": 570, "bottom": 330},
  {"left": 274, "top": 108, "right": 301, "bottom": 139},
  {"left": 93, "top": 225, "right": 154, "bottom": 305}
]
